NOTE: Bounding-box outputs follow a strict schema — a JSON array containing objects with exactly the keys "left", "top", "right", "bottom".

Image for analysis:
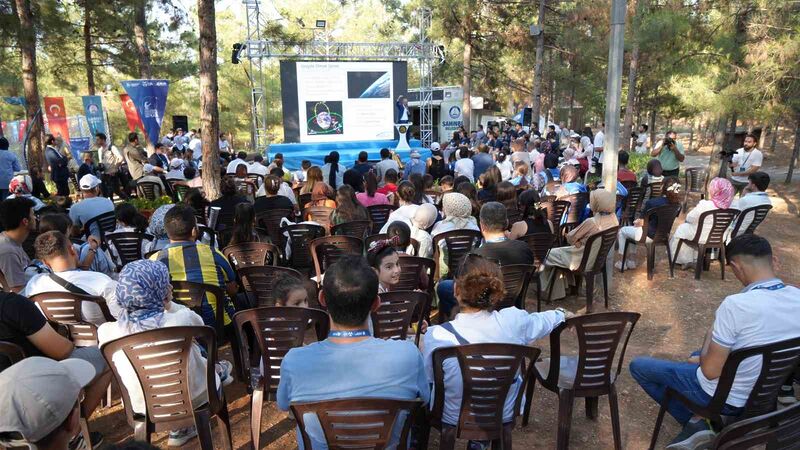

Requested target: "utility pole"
[
  {"left": 530, "top": 0, "right": 546, "bottom": 128},
  {"left": 602, "top": 0, "right": 627, "bottom": 192}
]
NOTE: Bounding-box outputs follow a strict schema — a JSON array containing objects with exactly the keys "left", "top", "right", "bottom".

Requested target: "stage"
[{"left": 268, "top": 139, "right": 430, "bottom": 171}]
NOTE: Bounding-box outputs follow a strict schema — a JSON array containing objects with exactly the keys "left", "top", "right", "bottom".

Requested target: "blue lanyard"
[
  {"left": 329, "top": 329, "right": 370, "bottom": 338},
  {"left": 486, "top": 237, "right": 508, "bottom": 243},
  {"left": 751, "top": 283, "right": 785, "bottom": 291}
]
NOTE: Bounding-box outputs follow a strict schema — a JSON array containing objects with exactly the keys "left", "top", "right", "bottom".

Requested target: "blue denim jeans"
[
  {"left": 629, "top": 356, "right": 742, "bottom": 425},
  {"left": 436, "top": 280, "right": 457, "bottom": 318}
]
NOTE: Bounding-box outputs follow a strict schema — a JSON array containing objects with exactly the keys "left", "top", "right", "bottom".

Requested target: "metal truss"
[{"left": 243, "top": 0, "right": 269, "bottom": 152}]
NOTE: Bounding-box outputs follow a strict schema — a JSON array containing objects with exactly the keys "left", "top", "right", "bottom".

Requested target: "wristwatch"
[{"left": 555, "top": 307, "right": 567, "bottom": 316}]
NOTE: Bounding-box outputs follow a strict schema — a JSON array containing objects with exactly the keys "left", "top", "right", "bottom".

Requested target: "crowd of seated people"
[{"left": 0, "top": 124, "right": 794, "bottom": 450}]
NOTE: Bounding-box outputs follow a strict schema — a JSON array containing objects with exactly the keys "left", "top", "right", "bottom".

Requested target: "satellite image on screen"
[
  {"left": 347, "top": 72, "right": 390, "bottom": 99},
  {"left": 306, "top": 101, "right": 344, "bottom": 135}
]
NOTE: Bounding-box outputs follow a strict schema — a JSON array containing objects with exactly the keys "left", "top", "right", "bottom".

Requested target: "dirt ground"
[{"left": 88, "top": 139, "right": 800, "bottom": 450}]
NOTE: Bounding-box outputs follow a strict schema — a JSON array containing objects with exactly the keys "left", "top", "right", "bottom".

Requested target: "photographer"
[
  {"left": 651, "top": 130, "right": 685, "bottom": 177},
  {"left": 728, "top": 133, "right": 763, "bottom": 195}
]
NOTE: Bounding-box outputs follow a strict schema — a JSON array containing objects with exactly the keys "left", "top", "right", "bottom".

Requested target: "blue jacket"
[
  {"left": 45, "top": 146, "right": 69, "bottom": 182},
  {"left": 403, "top": 158, "right": 426, "bottom": 178},
  {"left": 396, "top": 100, "right": 411, "bottom": 123}
]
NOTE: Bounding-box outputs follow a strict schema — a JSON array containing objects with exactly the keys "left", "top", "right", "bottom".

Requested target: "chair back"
[
  {"left": 237, "top": 265, "right": 305, "bottom": 307},
  {"left": 298, "top": 192, "right": 312, "bottom": 208},
  {"left": 232, "top": 307, "right": 328, "bottom": 395},
  {"left": 29, "top": 292, "right": 109, "bottom": 347},
  {"left": 621, "top": 187, "right": 645, "bottom": 225},
  {"left": 304, "top": 206, "right": 335, "bottom": 230},
  {"left": 730, "top": 204, "right": 772, "bottom": 237},
  {"left": 431, "top": 343, "right": 540, "bottom": 440},
  {"left": 0, "top": 341, "right": 25, "bottom": 370},
  {"left": 517, "top": 232, "right": 556, "bottom": 269},
  {"left": 365, "top": 234, "right": 420, "bottom": 256},
  {"left": 168, "top": 180, "right": 190, "bottom": 202},
  {"left": 367, "top": 204, "right": 397, "bottom": 234},
  {"left": 136, "top": 181, "right": 162, "bottom": 200},
  {"left": 197, "top": 225, "right": 217, "bottom": 249},
  {"left": 83, "top": 211, "right": 118, "bottom": 242},
  {"left": 711, "top": 402, "right": 800, "bottom": 450},
  {"left": 540, "top": 200, "right": 570, "bottom": 230},
  {"left": 497, "top": 264, "right": 535, "bottom": 310},
  {"left": 648, "top": 181, "right": 664, "bottom": 198},
  {"left": 396, "top": 255, "right": 435, "bottom": 293},
  {"left": 432, "top": 229, "right": 483, "bottom": 279},
  {"left": 234, "top": 179, "right": 257, "bottom": 202},
  {"left": 291, "top": 398, "right": 422, "bottom": 450},
  {"left": 331, "top": 220, "right": 372, "bottom": 240},
  {"left": 310, "top": 235, "right": 364, "bottom": 280},
  {"left": 106, "top": 232, "right": 154, "bottom": 269},
  {"left": 282, "top": 224, "right": 326, "bottom": 274},
  {"left": 0, "top": 268, "right": 11, "bottom": 292},
  {"left": 255, "top": 208, "right": 294, "bottom": 249},
  {"left": 576, "top": 226, "right": 620, "bottom": 274},
  {"left": 223, "top": 242, "right": 279, "bottom": 269},
  {"left": 100, "top": 326, "right": 222, "bottom": 432},
  {"left": 685, "top": 167, "right": 709, "bottom": 195},
  {"left": 540, "top": 312, "right": 640, "bottom": 394},
  {"left": 170, "top": 280, "right": 227, "bottom": 337},
  {"left": 246, "top": 173, "right": 264, "bottom": 187},
  {"left": 560, "top": 192, "right": 590, "bottom": 235},
  {"left": 373, "top": 291, "right": 430, "bottom": 345},
  {"left": 690, "top": 209, "right": 739, "bottom": 245},
  {"left": 640, "top": 204, "right": 682, "bottom": 245},
  {"left": 506, "top": 207, "right": 523, "bottom": 226},
  {"left": 621, "top": 180, "right": 639, "bottom": 192}
]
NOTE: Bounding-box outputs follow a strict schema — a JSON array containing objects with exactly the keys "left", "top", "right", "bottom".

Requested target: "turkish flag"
[
  {"left": 18, "top": 120, "right": 27, "bottom": 142},
  {"left": 120, "top": 94, "right": 145, "bottom": 133},
  {"left": 43, "top": 97, "right": 70, "bottom": 141}
]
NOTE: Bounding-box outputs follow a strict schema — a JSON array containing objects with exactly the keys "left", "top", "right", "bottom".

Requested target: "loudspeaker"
[{"left": 172, "top": 115, "right": 188, "bottom": 132}]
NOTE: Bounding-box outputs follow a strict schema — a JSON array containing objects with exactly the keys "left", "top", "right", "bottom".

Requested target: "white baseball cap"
[
  {"left": 78, "top": 174, "right": 101, "bottom": 190},
  {"left": 430, "top": 142, "right": 441, "bottom": 151}
]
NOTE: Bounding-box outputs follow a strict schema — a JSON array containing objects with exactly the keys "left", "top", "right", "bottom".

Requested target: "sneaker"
[
  {"left": 168, "top": 426, "right": 198, "bottom": 447},
  {"left": 217, "top": 360, "right": 234, "bottom": 387},
  {"left": 778, "top": 385, "right": 799, "bottom": 407},
  {"left": 69, "top": 432, "right": 104, "bottom": 450},
  {"left": 614, "top": 260, "right": 637, "bottom": 270},
  {"left": 665, "top": 419, "right": 716, "bottom": 450}
]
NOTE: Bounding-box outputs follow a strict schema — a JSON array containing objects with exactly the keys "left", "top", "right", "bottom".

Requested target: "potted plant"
[{"left": 130, "top": 196, "right": 173, "bottom": 220}]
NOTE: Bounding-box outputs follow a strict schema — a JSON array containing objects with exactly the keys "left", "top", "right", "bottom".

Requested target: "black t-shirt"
[
  {"left": 0, "top": 292, "right": 47, "bottom": 369},
  {"left": 211, "top": 194, "right": 250, "bottom": 217},
  {"left": 254, "top": 195, "right": 295, "bottom": 214},
  {"left": 473, "top": 239, "right": 534, "bottom": 266}
]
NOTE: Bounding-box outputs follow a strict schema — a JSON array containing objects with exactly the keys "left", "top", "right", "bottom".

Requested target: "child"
[
  {"left": 387, "top": 220, "right": 413, "bottom": 255},
  {"left": 367, "top": 237, "right": 402, "bottom": 293},
  {"left": 273, "top": 275, "right": 309, "bottom": 308},
  {"left": 439, "top": 175, "right": 454, "bottom": 194}
]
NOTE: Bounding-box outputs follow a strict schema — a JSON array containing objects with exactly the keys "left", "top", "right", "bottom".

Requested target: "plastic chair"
[
  {"left": 136, "top": 180, "right": 163, "bottom": 200},
  {"left": 730, "top": 204, "right": 772, "bottom": 238},
  {"left": 303, "top": 205, "right": 335, "bottom": 230},
  {"left": 540, "top": 200, "right": 570, "bottom": 234},
  {"left": 367, "top": 204, "right": 397, "bottom": 234},
  {"left": 237, "top": 265, "right": 306, "bottom": 307},
  {"left": 710, "top": 402, "right": 800, "bottom": 450},
  {"left": 649, "top": 335, "right": 800, "bottom": 449},
  {"left": 281, "top": 223, "right": 326, "bottom": 276},
  {"left": 518, "top": 232, "right": 556, "bottom": 303},
  {"left": 82, "top": 210, "right": 118, "bottom": 243},
  {"left": 331, "top": 220, "right": 373, "bottom": 240},
  {"left": 365, "top": 233, "right": 421, "bottom": 256},
  {"left": 255, "top": 208, "right": 294, "bottom": 250},
  {"left": 497, "top": 264, "right": 535, "bottom": 310},
  {"left": 168, "top": 180, "right": 190, "bottom": 202},
  {"left": 222, "top": 242, "right": 280, "bottom": 270},
  {"left": 246, "top": 173, "right": 264, "bottom": 187},
  {"left": 232, "top": 307, "right": 329, "bottom": 450},
  {"left": 396, "top": 255, "right": 435, "bottom": 294},
  {"left": 234, "top": 179, "right": 257, "bottom": 202},
  {"left": 105, "top": 231, "right": 154, "bottom": 271},
  {"left": 374, "top": 291, "right": 431, "bottom": 346},
  {"left": 170, "top": 280, "right": 228, "bottom": 339},
  {"left": 683, "top": 167, "right": 709, "bottom": 212},
  {"left": 29, "top": 292, "right": 112, "bottom": 347},
  {"left": 432, "top": 229, "right": 482, "bottom": 280},
  {"left": 669, "top": 208, "right": 738, "bottom": 280},
  {"left": 528, "top": 312, "right": 640, "bottom": 450},
  {"left": 620, "top": 204, "right": 681, "bottom": 280},
  {"left": 100, "top": 326, "right": 232, "bottom": 450},
  {"left": 559, "top": 192, "right": 590, "bottom": 244},
  {"left": 0, "top": 341, "right": 25, "bottom": 371},
  {"left": 620, "top": 187, "right": 645, "bottom": 226},
  {"left": 310, "top": 235, "right": 364, "bottom": 282}
]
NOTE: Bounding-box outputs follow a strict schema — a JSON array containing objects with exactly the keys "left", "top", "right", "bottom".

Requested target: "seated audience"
[
  {"left": 532, "top": 153, "right": 561, "bottom": 192},
  {"left": 226, "top": 151, "right": 248, "bottom": 174},
  {"left": 404, "top": 150, "right": 427, "bottom": 178},
  {"left": 432, "top": 192, "right": 479, "bottom": 238},
  {"left": 165, "top": 158, "right": 186, "bottom": 180},
  {"left": 409, "top": 173, "right": 433, "bottom": 204},
  {"left": 375, "top": 148, "right": 400, "bottom": 185},
  {"left": 411, "top": 203, "right": 437, "bottom": 259},
  {"left": 376, "top": 168, "right": 399, "bottom": 198},
  {"left": 37, "top": 213, "right": 115, "bottom": 277},
  {"left": 0, "top": 197, "right": 35, "bottom": 291},
  {"left": 185, "top": 167, "right": 203, "bottom": 188},
  {"left": 210, "top": 177, "right": 249, "bottom": 220},
  {"left": 386, "top": 220, "right": 413, "bottom": 255},
  {"left": 228, "top": 203, "right": 262, "bottom": 246},
  {"left": 730, "top": 171, "right": 772, "bottom": 236},
  {"left": 351, "top": 151, "right": 373, "bottom": 176},
  {"left": 99, "top": 260, "right": 233, "bottom": 447},
  {"left": 477, "top": 166, "right": 501, "bottom": 203},
  {"left": 321, "top": 151, "right": 346, "bottom": 189},
  {"left": 330, "top": 185, "right": 369, "bottom": 226},
  {"left": 137, "top": 164, "right": 167, "bottom": 196},
  {"left": 145, "top": 204, "right": 176, "bottom": 251},
  {"left": 640, "top": 158, "right": 665, "bottom": 201},
  {"left": 273, "top": 275, "right": 309, "bottom": 308},
  {"left": 342, "top": 169, "right": 365, "bottom": 194},
  {"left": 6, "top": 172, "right": 45, "bottom": 211},
  {"left": 495, "top": 151, "right": 513, "bottom": 181},
  {"left": 110, "top": 203, "right": 152, "bottom": 259},
  {"left": 549, "top": 165, "right": 587, "bottom": 198},
  {"left": 304, "top": 182, "right": 337, "bottom": 210},
  {"left": 453, "top": 147, "right": 475, "bottom": 182},
  {"left": 509, "top": 160, "right": 532, "bottom": 188},
  {"left": 380, "top": 181, "right": 419, "bottom": 233},
  {"left": 277, "top": 256, "right": 429, "bottom": 449},
  {"left": 495, "top": 181, "right": 518, "bottom": 212},
  {"left": 630, "top": 234, "right": 800, "bottom": 449},
  {"left": 454, "top": 181, "right": 481, "bottom": 218},
  {"left": 356, "top": 171, "right": 390, "bottom": 207},
  {"left": 263, "top": 167, "right": 298, "bottom": 207},
  {"left": 367, "top": 236, "right": 403, "bottom": 293},
  {"left": 669, "top": 177, "right": 734, "bottom": 268},
  {"left": 255, "top": 175, "right": 295, "bottom": 214},
  {"left": 617, "top": 151, "right": 638, "bottom": 183},
  {"left": 300, "top": 166, "right": 323, "bottom": 196},
  {"left": 69, "top": 174, "right": 115, "bottom": 237}
]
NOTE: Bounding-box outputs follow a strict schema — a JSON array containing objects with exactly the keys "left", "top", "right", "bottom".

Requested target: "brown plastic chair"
[
  {"left": 649, "top": 335, "right": 800, "bottom": 450},
  {"left": 374, "top": 291, "right": 431, "bottom": 346},
  {"left": 237, "top": 265, "right": 305, "bottom": 307},
  {"left": 82, "top": 210, "right": 118, "bottom": 243},
  {"left": 620, "top": 204, "right": 682, "bottom": 280},
  {"left": 234, "top": 179, "right": 257, "bottom": 202},
  {"left": 620, "top": 187, "right": 645, "bottom": 226},
  {"left": 100, "top": 326, "right": 232, "bottom": 450},
  {"left": 255, "top": 208, "right": 294, "bottom": 250},
  {"left": 670, "top": 208, "right": 738, "bottom": 280},
  {"left": 331, "top": 219, "right": 372, "bottom": 240},
  {"left": 0, "top": 341, "right": 25, "bottom": 371},
  {"left": 291, "top": 398, "right": 423, "bottom": 450},
  {"left": 136, "top": 180, "right": 163, "bottom": 200},
  {"left": 648, "top": 181, "right": 664, "bottom": 199},
  {"left": 105, "top": 231, "right": 154, "bottom": 271},
  {"left": 432, "top": 229, "right": 483, "bottom": 280},
  {"left": 528, "top": 312, "right": 641, "bottom": 450},
  {"left": 222, "top": 242, "right": 279, "bottom": 270},
  {"left": 282, "top": 223, "right": 326, "bottom": 276},
  {"left": 710, "top": 402, "right": 800, "bottom": 450},
  {"left": 246, "top": 173, "right": 264, "bottom": 187},
  {"left": 683, "top": 167, "right": 709, "bottom": 212},
  {"left": 367, "top": 204, "right": 397, "bottom": 233},
  {"left": 558, "top": 192, "right": 590, "bottom": 243},
  {"left": 170, "top": 280, "right": 228, "bottom": 338},
  {"left": 298, "top": 192, "right": 312, "bottom": 208},
  {"left": 506, "top": 207, "right": 523, "bottom": 227},
  {"left": 29, "top": 292, "right": 112, "bottom": 347},
  {"left": 518, "top": 232, "right": 556, "bottom": 303},
  {"left": 621, "top": 180, "right": 639, "bottom": 192},
  {"left": 232, "top": 307, "right": 329, "bottom": 450},
  {"left": 303, "top": 205, "right": 335, "bottom": 230},
  {"left": 542, "top": 226, "right": 619, "bottom": 313},
  {"left": 396, "top": 255, "right": 435, "bottom": 294},
  {"left": 427, "top": 343, "right": 540, "bottom": 450},
  {"left": 497, "top": 264, "right": 535, "bottom": 310},
  {"left": 310, "top": 235, "right": 365, "bottom": 282},
  {"left": 365, "top": 233, "right": 421, "bottom": 256},
  {"left": 0, "top": 268, "right": 11, "bottom": 292},
  {"left": 540, "top": 199, "right": 570, "bottom": 233},
  {"left": 730, "top": 204, "right": 772, "bottom": 238}
]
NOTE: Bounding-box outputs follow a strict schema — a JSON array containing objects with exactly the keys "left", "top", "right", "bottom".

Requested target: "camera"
[{"left": 663, "top": 137, "right": 675, "bottom": 147}]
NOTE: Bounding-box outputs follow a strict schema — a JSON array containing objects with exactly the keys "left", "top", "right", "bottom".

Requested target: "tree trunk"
[
  {"left": 726, "top": 113, "right": 738, "bottom": 153},
  {"left": 15, "top": 0, "right": 43, "bottom": 172},
  {"left": 708, "top": 116, "right": 729, "bottom": 178},
  {"left": 567, "top": 84, "right": 575, "bottom": 130},
  {"left": 786, "top": 118, "right": 800, "bottom": 184},
  {"left": 462, "top": 39, "right": 472, "bottom": 130},
  {"left": 531, "top": 0, "right": 546, "bottom": 125},
  {"left": 688, "top": 120, "right": 695, "bottom": 152},
  {"left": 133, "top": 0, "right": 152, "bottom": 79},
  {"left": 758, "top": 122, "right": 770, "bottom": 149},
  {"left": 198, "top": 0, "right": 221, "bottom": 200},
  {"left": 648, "top": 108, "right": 656, "bottom": 150},
  {"left": 770, "top": 124, "right": 779, "bottom": 152},
  {"left": 83, "top": 0, "right": 95, "bottom": 95},
  {"left": 621, "top": 0, "right": 642, "bottom": 152}
]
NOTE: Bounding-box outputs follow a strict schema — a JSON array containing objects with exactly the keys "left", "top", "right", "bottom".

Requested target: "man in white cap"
[
  {"left": 0, "top": 356, "right": 97, "bottom": 450},
  {"left": 69, "top": 174, "right": 114, "bottom": 238},
  {"left": 136, "top": 163, "right": 167, "bottom": 196}
]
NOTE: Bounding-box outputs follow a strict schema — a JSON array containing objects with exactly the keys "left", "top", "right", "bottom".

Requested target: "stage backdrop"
[{"left": 280, "top": 60, "right": 407, "bottom": 144}]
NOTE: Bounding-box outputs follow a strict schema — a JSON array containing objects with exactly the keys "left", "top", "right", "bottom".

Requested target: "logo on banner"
[
  {"left": 448, "top": 106, "right": 461, "bottom": 120},
  {"left": 82, "top": 95, "right": 107, "bottom": 137},
  {"left": 120, "top": 80, "right": 169, "bottom": 146}
]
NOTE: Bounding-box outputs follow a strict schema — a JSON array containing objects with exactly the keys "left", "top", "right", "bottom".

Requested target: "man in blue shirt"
[
  {"left": 278, "top": 256, "right": 429, "bottom": 449},
  {"left": 0, "top": 137, "right": 21, "bottom": 201},
  {"left": 471, "top": 144, "right": 494, "bottom": 179},
  {"left": 403, "top": 150, "right": 426, "bottom": 179}
]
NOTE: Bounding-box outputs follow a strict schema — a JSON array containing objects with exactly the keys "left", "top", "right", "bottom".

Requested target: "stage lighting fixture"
[
  {"left": 315, "top": 19, "right": 326, "bottom": 28},
  {"left": 232, "top": 43, "right": 244, "bottom": 64}
]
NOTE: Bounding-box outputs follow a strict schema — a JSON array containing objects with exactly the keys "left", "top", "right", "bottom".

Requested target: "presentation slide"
[{"left": 280, "top": 61, "right": 407, "bottom": 143}]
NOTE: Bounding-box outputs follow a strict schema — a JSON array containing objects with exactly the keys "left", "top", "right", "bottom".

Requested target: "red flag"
[
  {"left": 120, "top": 93, "right": 145, "bottom": 132},
  {"left": 18, "top": 120, "right": 28, "bottom": 142},
  {"left": 43, "top": 97, "right": 70, "bottom": 141}
]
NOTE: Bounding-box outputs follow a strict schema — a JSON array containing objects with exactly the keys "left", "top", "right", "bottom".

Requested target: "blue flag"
[
  {"left": 2, "top": 97, "right": 26, "bottom": 107},
  {"left": 82, "top": 96, "right": 107, "bottom": 137},
  {"left": 120, "top": 79, "right": 169, "bottom": 146}
]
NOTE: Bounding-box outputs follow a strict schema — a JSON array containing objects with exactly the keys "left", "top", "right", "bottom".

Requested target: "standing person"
[
  {"left": 593, "top": 122, "right": 605, "bottom": 174},
  {"left": 374, "top": 148, "right": 400, "bottom": 185},
  {"left": 403, "top": 150, "right": 426, "bottom": 179},
  {"left": 395, "top": 95, "right": 412, "bottom": 142},
  {"left": 471, "top": 144, "right": 494, "bottom": 180},
  {"left": 95, "top": 133, "right": 127, "bottom": 200},
  {"left": 321, "top": 151, "right": 346, "bottom": 190},
  {"left": 427, "top": 142, "right": 448, "bottom": 181},
  {"left": 651, "top": 130, "right": 685, "bottom": 177},
  {"left": 453, "top": 147, "right": 475, "bottom": 182},
  {"left": 728, "top": 133, "right": 763, "bottom": 195},
  {"left": 0, "top": 137, "right": 20, "bottom": 201},
  {"left": 45, "top": 134, "right": 71, "bottom": 196},
  {"left": 0, "top": 197, "right": 35, "bottom": 291},
  {"left": 635, "top": 124, "right": 649, "bottom": 154},
  {"left": 123, "top": 132, "right": 148, "bottom": 181},
  {"left": 218, "top": 132, "right": 231, "bottom": 159}
]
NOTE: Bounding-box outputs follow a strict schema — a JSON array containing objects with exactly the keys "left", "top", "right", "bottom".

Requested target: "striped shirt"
[{"left": 149, "top": 241, "right": 235, "bottom": 326}]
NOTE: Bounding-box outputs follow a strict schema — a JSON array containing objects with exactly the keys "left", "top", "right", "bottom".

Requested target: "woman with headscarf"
[
  {"left": 411, "top": 203, "right": 438, "bottom": 259},
  {"left": 321, "top": 151, "right": 345, "bottom": 189},
  {"left": 7, "top": 172, "right": 46, "bottom": 210},
  {"left": 97, "top": 260, "right": 233, "bottom": 447},
  {"left": 669, "top": 177, "right": 735, "bottom": 267},
  {"left": 304, "top": 182, "right": 337, "bottom": 210},
  {"left": 540, "top": 189, "right": 618, "bottom": 300},
  {"left": 431, "top": 192, "right": 481, "bottom": 278},
  {"left": 146, "top": 204, "right": 176, "bottom": 251}
]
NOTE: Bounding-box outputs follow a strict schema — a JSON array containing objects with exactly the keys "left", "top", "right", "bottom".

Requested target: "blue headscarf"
[{"left": 115, "top": 259, "right": 171, "bottom": 332}]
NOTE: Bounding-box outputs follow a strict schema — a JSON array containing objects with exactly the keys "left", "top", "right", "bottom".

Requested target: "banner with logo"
[
  {"left": 43, "top": 96, "right": 70, "bottom": 141},
  {"left": 119, "top": 93, "right": 144, "bottom": 133},
  {"left": 120, "top": 79, "right": 169, "bottom": 146},
  {"left": 82, "top": 95, "right": 107, "bottom": 137}
]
